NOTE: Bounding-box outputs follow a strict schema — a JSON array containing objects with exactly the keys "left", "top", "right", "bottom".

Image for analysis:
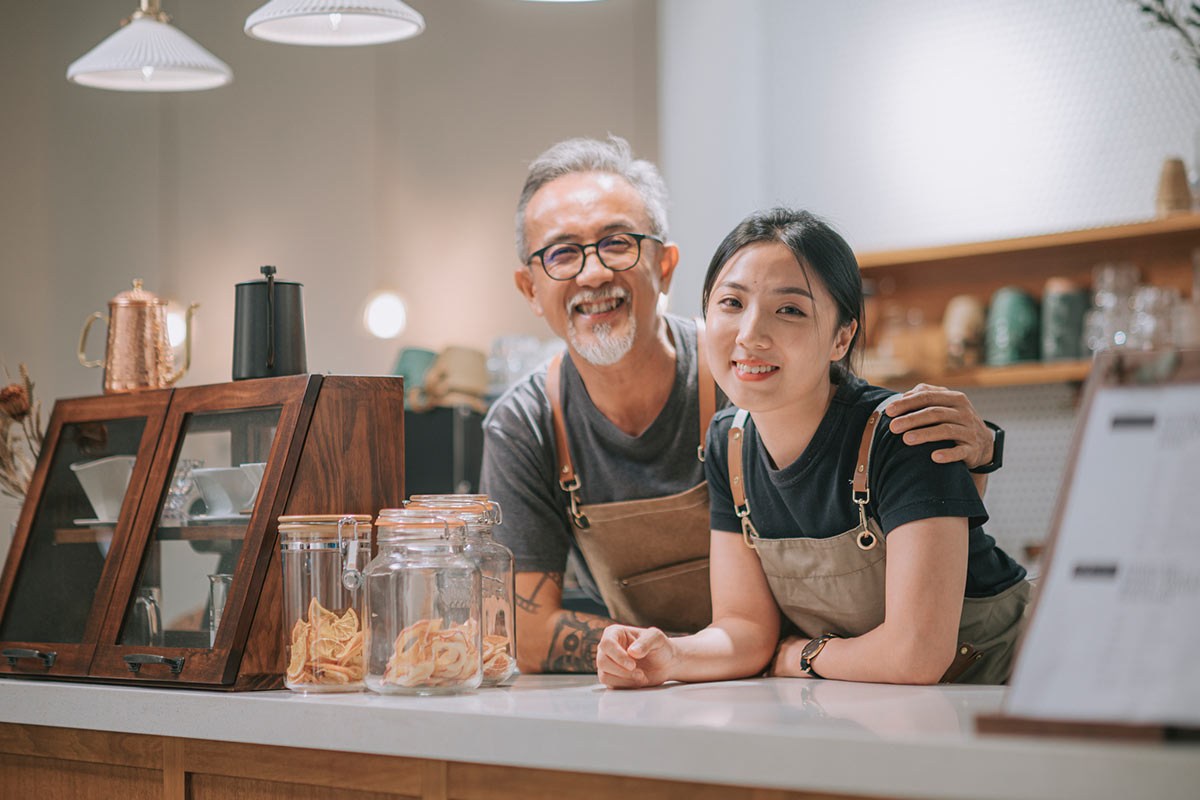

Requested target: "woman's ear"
[{"left": 830, "top": 319, "right": 858, "bottom": 362}]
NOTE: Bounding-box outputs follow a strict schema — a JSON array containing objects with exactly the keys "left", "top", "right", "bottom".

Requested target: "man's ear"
[
  {"left": 655, "top": 241, "right": 680, "bottom": 295},
  {"left": 514, "top": 267, "right": 544, "bottom": 317},
  {"left": 831, "top": 319, "right": 858, "bottom": 362}
]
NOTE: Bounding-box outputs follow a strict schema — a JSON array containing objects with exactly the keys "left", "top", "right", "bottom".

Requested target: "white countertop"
[{"left": 1, "top": 676, "right": 1197, "bottom": 799}]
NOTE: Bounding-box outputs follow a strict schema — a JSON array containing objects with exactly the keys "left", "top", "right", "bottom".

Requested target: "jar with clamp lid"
[
  {"left": 365, "top": 510, "right": 482, "bottom": 695},
  {"left": 406, "top": 497, "right": 516, "bottom": 685},
  {"left": 278, "top": 514, "right": 371, "bottom": 693}
]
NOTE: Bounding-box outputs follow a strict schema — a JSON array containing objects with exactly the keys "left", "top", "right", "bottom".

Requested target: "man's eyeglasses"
[{"left": 528, "top": 232, "right": 662, "bottom": 281}]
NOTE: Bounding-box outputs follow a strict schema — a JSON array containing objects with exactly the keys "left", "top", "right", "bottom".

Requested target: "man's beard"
[{"left": 567, "top": 313, "right": 636, "bottom": 366}]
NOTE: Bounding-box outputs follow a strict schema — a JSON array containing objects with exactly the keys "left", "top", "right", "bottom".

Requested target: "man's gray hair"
[{"left": 514, "top": 135, "right": 670, "bottom": 263}]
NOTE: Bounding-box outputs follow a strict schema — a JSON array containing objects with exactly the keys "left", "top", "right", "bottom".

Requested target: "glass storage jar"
[
  {"left": 365, "top": 511, "right": 482, "bottom": 695},
  {"left": 278, "top": 514, "right": 371, "bottom": 693},
  {"left": 406, "top": 497, "right": 516, "bottom": 685}
]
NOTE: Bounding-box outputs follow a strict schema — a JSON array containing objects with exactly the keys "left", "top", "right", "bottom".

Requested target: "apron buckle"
[
  {"left": 853, "top": 497, "right": 877, "bottom": 551},
  {"left": 561, "top": 478, "right": 591, "bottom": 530},
  {"left": 735, "top": 504, "right": 758, "bottom": 550}
]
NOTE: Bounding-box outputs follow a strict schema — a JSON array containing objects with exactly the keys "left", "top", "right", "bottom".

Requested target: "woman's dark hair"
[{"left": 701, "top": 207, "right": 864, "bottom": 381}]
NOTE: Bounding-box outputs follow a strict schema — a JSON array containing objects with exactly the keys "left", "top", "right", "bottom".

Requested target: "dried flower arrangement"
[
  {"left": 0, "top": 363, "right": 44, "bottom": 503},
  {"left": 1131, "top": 0, "right": 1200, "bottom": 71}
]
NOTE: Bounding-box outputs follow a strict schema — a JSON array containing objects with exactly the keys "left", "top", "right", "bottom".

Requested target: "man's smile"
[{"left": 567, "top": 287, "right": 629, "bottom": 319}]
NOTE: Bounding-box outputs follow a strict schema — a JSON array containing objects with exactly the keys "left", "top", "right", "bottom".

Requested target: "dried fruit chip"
[
  {"left": 383, "top": 618, "right": 481, "bottom": 689},
  {"left": 286, "top": 598, "right": 363, "bottom": 686}
]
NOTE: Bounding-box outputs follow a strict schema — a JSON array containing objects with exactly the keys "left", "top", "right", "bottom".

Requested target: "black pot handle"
[
  {"left": 124, "top": 654, "right": 185, "bottom": 675},
  {"left": 261, "top": 265, "right": 276, "bottom": 369},
  {"left": 2, "top": 647, "right": 57, "bottom": 668}
]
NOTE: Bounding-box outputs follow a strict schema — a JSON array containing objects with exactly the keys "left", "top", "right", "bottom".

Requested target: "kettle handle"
[{"left": 78, "top": 312, "right": 105, "bottom": 368}]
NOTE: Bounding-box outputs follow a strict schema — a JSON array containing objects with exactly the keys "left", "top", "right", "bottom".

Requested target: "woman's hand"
[
  {"left": 885, "top": 383, "right": 993, "bottom": 470},
  {"left": 596, "top": 625, "right": 676, "bottom": 689}
]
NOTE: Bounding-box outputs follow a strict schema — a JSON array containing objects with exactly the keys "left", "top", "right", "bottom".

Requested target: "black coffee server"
[{"left": 232, "top": 266, "right": 307, "bottom": 380}]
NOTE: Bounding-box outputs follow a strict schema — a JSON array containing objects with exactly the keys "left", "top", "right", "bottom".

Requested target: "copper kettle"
[{"left": 78, "top": 279, "right": 198, "bottom": 393}]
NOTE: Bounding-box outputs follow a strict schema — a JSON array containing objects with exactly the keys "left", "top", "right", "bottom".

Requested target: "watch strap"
[
  {"left": 969, "top": 421, "right": 1004, "bottom": 474},
  {"left": 799, "top": 633, "right": 838, "bottom": 678}
]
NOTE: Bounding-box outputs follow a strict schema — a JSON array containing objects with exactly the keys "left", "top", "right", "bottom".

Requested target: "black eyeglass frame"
[{"left": 527, "top": 232, "right": 663, "bottom": 281}]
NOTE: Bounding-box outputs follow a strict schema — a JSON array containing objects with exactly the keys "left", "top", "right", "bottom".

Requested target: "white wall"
[
  {"left": 0, "top": 0, "right": 658, "bottom": 543},
  {"left": 661, "top": 0, "right": 1200, "bottom": 317},
  {"left": 659, "top": 0, "right": 1200, "bottom": 559}
]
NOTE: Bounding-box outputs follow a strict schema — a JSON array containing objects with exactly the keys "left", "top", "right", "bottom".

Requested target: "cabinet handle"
[
  {"left": 2, "top": 648, "right": 57, "bottom": 668},
  {"left": 124, "top": 654, "right": 185, "bottom": 675}
]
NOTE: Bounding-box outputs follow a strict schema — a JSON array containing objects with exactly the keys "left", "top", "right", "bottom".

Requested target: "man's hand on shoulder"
[
  {"left": 884, "top": 383, "right": 994, "bottom": 470},
  {"left": 514, "top": 571, "right": 613, "bottom": 674}
]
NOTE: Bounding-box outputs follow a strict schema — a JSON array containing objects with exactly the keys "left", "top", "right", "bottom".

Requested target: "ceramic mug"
[{"left": 942, "top": 295, "right": 986, "bottom": 368}]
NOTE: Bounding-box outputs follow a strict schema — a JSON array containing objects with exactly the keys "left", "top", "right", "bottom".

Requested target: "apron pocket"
[
  {"left": 619, "top": 557, "right": 709, "bottom": 588},
  {"left": 614, "top": 557, "right": 711, "bottom": 633},
  {"left": 953, "top": 579, "right": 1033, "bottom": 684}
]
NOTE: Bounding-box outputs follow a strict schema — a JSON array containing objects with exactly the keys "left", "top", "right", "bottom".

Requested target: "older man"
[{"left": 480, "top": 136, "right": 1000, "bottom": 674}]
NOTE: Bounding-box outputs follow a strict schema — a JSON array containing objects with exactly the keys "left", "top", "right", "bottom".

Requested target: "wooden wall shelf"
[
  {"left": 855, "top": 215, "right": 1200, "bottom": 389},
  {"left": 863, "top": 359, "right": 1093, "bottom": 390},
  {"left": 858, "top": 214, "right": 1200, "bottom": 270}
]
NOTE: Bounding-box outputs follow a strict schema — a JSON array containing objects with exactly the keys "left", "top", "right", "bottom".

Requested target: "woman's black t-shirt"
[{"left": 704, "top": 376, "right": 1026, "bottom": 598}]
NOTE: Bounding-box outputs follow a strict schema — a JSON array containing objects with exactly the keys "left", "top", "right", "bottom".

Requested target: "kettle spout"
[{"left": 166, "top": 303, "right": 200, "bottom": 385}]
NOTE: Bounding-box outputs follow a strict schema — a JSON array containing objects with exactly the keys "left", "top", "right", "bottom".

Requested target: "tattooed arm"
[{"left": 514, "top": 571, "right": 614, "bottom": 674}]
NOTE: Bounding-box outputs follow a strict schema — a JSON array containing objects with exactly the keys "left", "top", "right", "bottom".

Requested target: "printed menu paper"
[{"left": 1005, "top": 383, "right": 1200, "bottom": 726}]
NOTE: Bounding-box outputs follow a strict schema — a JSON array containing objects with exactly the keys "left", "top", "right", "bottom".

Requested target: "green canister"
[
  {"left": 985, "top": 287, "right": 1040, "bottom": 365},
  {"left": 1040, "top": 278, "right": 1089, "bottom": 360}
]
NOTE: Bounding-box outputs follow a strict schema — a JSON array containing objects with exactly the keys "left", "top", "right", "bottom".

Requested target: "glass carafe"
[
  {"left": 405, "top": 497, "right": 516, "bottom": 686},
  {"left": 278, "top": 514, "right": 371, "bottom": 693},
  {"left": 365, "top": 512, "right": 482, "bottom": 695}
]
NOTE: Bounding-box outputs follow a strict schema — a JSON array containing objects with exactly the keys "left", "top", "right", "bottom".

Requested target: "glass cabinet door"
[
  {"left": 0, "top": 392, "right": 169, "bottom": 675},
  {"left": 90, "top": 376, "right": 314, "bottom": 685},
  {"left": 118, "top": 406, "right": 281, "bottom": 650}
]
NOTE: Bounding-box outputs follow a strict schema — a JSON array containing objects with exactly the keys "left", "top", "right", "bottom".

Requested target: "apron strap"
[
  {"left": 727, "top": 408, "right": 757, "bottom": 549},
  {"left": 726, "top": 393, "right": 901, "bottom": 550},
  {"left": 696, "top": 318, "right": 716, "bottom": 462},
  {"left": 852, "top": 394, "right": 903, "bottom": 506},
  {"left": 547, "top": 321, "right": 716, "bottom": 530},
  {"left": 545, "top": 351, "right": 589, "bottom": 529}
]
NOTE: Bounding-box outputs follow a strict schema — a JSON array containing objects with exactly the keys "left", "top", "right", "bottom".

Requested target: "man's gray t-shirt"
[{"left": 479, "top": 315, "right": 710, "bottom": 604}]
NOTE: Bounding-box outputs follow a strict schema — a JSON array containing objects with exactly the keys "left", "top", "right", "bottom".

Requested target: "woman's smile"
[{"left": 733, "top": 358, "right": 780, "bottom": 380}]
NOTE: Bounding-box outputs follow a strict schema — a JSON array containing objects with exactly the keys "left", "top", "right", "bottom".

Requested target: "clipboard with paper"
[{"left": 980, "top": 349, "right": 1200, "bottom": 739}]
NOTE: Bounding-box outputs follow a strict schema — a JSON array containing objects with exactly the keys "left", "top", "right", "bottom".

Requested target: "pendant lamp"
[
  {"left": 244, "top": 1, "right": 425, "bottom": 46},
  {"left": 66, "top": 0, "right": 232, "bottom": 92}
]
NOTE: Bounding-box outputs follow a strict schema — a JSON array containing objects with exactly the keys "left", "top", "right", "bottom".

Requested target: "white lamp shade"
[
  {"left": 245, "top": 0, "right": 425, "bottom": 46},
  {"left": 67, "top": 18, "right": 232, "bottom": 92}
]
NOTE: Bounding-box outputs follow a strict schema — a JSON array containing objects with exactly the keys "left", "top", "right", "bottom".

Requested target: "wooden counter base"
[{"left": 0, "top": 722, "right": 877, "bottom": 800}]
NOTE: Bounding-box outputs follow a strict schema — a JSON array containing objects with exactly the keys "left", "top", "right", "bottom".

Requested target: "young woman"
[{"left": 596, "top": 208, "right": 1030, "bottom": 687}]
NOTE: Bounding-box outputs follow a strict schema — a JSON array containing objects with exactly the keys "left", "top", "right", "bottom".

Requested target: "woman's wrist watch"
[{"left": 798, "top": 633, "right": 838, "bottom": 678}]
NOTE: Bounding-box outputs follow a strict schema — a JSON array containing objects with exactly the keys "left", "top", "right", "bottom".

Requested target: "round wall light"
[{"left": 363, "top": 290, "right": 408, "bottom": 339}]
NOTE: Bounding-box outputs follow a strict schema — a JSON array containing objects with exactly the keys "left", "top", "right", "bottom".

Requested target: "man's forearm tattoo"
[
  {"left": 515, "top": 572, "right": 563, "bottom": 613},
  {"left": 543, "top": 611, "right": 610, "bottom": 673}
]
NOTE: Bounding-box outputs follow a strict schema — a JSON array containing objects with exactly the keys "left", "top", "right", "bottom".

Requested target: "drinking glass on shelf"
[
  {"left": 1128, "top": 286, "right": 1179, "bottom": 350},
  {"left": 130, "top": 587, "right": 164, "bottom": 647},
  {"left": 161, "top": 458, "right": 203, "bottom": 524},
  {"left": 208, "top": 573, "right": 233, "bottom": 647}
]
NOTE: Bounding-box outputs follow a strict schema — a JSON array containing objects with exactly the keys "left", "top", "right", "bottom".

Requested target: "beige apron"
[
  {"left": 546, "top": 322, "right": 716, "bottom": 634},
  {"left": 727, "top": 400, "right": 1031, "bottom": 684}
]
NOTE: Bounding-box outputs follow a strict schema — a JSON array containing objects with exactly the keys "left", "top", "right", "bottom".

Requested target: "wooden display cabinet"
[{"left": 0, "top": 375, "right": 404, "bottom": 690}]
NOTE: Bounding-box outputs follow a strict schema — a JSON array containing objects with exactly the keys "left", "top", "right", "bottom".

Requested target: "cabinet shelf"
[{"left": 56, "top": 523, "right": 250, "bottom": 546}]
